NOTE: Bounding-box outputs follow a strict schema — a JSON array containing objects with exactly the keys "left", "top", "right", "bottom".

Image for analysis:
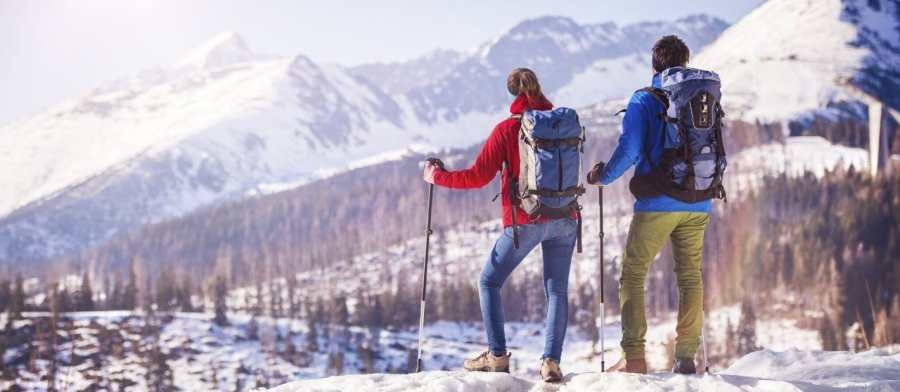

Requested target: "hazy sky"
[{"left": 0, "top": 0, "right": 762, "bottom": 126}]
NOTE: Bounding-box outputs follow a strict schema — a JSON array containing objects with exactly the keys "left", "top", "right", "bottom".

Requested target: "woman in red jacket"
[{"left": 423, "top": 68, "right": 577, "bottom": 383}]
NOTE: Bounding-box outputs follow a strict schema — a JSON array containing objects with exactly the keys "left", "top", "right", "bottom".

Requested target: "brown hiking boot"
[
  {"left": 464, "top": 350, "right": 510, "bottom": 373},
  {"left": 672, "top": 357, "right": 697, "bottom": 374},
  {"left": 541, "top": 359, "right": 563, "bottom": 383},
  {"left": 607, "top": 357, "right": 648, "bottom": 374}
]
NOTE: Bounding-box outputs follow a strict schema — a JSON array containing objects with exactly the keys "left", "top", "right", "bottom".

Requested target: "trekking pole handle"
[{"left": 425, "top": 158, "right": 445, "bottom": 170}]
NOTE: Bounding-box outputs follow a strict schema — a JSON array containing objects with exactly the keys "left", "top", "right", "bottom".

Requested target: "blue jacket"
[{"left": 599, "top": 74, "right": 712, "bottom": 214}]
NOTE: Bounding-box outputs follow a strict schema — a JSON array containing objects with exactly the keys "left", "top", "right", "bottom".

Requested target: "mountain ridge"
[{"left": 0, "top": 14, "right": 729, "bottom": 262}]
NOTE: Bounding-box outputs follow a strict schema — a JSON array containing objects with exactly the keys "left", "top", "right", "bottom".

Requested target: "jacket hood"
[{"left": 510, "top": 94, "right": 553, "bottom": 114}]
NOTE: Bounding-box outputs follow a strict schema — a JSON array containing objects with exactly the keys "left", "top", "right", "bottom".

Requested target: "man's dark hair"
[{"left": 652, "top": 35, "right": 690, "bottom": 72}]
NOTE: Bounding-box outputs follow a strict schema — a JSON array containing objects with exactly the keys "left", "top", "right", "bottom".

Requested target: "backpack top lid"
[
  {"left": 521, "top": 107, "right": 582, "bottom": 140},
  {"left": 659, "top": 67, "right": 722, "bottom": 119},
  {"left": 660, "top": 67, "right": 720, "bottom": 88}
]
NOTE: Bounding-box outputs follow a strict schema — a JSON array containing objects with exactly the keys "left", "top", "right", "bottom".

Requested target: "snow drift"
[{"left": 270, "top": 349, "right": 900, "bottom": 392}]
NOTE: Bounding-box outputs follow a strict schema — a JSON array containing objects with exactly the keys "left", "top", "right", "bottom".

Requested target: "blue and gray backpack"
[
  {"left": 629, "top": 67, "right": 727, "bottom": 203},
  {"left": 505, "top": 107, "right": 585, "bottom": 252}
]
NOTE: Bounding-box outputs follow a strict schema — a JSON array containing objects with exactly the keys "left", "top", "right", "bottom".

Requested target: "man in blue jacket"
[{"left": 588, "top": 35, "right": 708, "bottom": 374}]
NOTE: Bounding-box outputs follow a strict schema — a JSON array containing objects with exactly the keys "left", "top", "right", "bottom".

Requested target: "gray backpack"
[
  {"left": 505, "top": 107, "right": 585, "bottom": 252},
  {"left": 629, "top": 67, "right": 727, "bottom": 203}
]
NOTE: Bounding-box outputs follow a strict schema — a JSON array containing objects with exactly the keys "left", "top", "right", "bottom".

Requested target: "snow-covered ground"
[
  {"left": 731, "top": 136, "right": 869, "bottom": 177},
  {"left": 0, "top": 305, "right": 840, "bottom": 392},
  {"left": 271, "top": 349, "right": 900, "bottom": 392}
]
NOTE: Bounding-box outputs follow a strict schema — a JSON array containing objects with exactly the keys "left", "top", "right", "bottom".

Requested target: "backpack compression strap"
[
  {"left": 523, "top": 187, "right": 586, "bottom": 198},
  {"left": 528, "top": 137, "right": 584, "bottom": 149},
  {"left": 507, "top": 114, "right": 523, "bottom": 249}
]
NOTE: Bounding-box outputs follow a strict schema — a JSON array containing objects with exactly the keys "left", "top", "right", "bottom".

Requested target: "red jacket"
[{"left": 433, "top": 95, "right": 553, "bottom": 228}]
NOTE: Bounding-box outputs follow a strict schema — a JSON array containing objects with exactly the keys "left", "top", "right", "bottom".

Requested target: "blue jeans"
[{"left": 478, "top": 218, "right": 577, "bottom": 363}]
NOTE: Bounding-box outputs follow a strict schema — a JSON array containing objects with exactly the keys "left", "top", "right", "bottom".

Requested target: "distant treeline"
[{"left": 2, "top": 116, "right": 897, "bottom": 356}]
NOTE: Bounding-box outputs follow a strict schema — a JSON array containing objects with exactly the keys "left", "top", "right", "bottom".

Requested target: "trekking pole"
[
  {"left": 599, "top": 186, "right": 606, "bottom": 372},
  {"left": 701, "top": 275, "right": 710, "bottom": 375},
  {"left": 416, "top": 158, "right": 443, "bottom": 373}
]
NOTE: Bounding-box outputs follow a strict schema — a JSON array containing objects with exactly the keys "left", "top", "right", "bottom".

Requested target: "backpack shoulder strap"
[
  {"left": 635, "top": 87, "right": 669, "bottom": 167},
  {"left": 640, "top": 87, "right": 668, "bottom": 110},
  {"left": 502, "top": 114, "right": 522, "bottom": 249},
  {"left": 615, "top": 87, "right": 668, "bottom": 116}
]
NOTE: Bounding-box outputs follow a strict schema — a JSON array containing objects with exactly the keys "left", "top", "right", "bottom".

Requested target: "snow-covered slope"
[
  {"left": 271, "top": 349, "right": 900, "bottom": 392},
  {"left": 0, "top": 34, "right": 416, "bottom": 260},
  {"left": 728, "top": 136, "right": 870, "bottom": 191},
  {"left": 692, "top": 0, "right": 900, "bottom": 123},
  {"left": 0, "top": 15, "right": 728, "bottom": 262}
]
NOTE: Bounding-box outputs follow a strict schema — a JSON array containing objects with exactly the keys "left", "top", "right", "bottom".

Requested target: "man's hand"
[
  {"left": 423, "top": 158, "right": 445, "bottom": 184},
  {"left": 587, "top": 162, "right": 606, "bottom": 186}
]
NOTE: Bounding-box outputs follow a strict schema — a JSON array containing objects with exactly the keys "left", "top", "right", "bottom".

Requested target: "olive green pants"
[{"left": 619, "top": 212, "right": 709, "bottom": 360}]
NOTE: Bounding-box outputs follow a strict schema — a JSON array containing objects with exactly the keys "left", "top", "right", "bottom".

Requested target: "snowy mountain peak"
[
  {"left": 0, "top": 14, "right": 729, "bottom": 262},
  {"left": 512, "top": 15, "right": 581, "bottom": 33},
  {"left": 178, "top": 31, "right": 266, "bottom": 70},
  {"left": 692, "top": 0, "right": 900, "bottom": 121},
  {"left": 489, "top": 16, "right": 588, "bottom": 58}
]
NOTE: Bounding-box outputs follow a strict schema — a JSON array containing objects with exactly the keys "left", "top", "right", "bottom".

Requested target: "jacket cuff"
[{"left": 432, "top": 168, "right": 447, "bottom": 186}]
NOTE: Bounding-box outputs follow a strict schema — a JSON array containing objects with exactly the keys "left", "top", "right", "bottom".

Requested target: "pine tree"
[
  {"left": 143, "top": 275, "right": 155, "bottom": 314},
  {"left": 283, "top": 329, "right": 298, "bottom": 365},
  {"left": 179, "top": 275, "right": 193, "bottom": 312},
  {"left": 287, "top": 275, "right": 298, "bottom": 318},
  {"left": 9, "top": 275, "right": 25, "bottom": 320},
  {"left": 247, "top": 316, "right": 259, "bottom": 340},
  {"left": 332, "top": 296, "right": 350, "bottom": 349},
  {"left": 56, "top": 286, "right": 72, "bottom": 313},
  {"left": 213, "top": 275, "right": 229, "bottom": 326},
  {"left": 736, "top": 300, "right": 758, "bottom": 356},
  {"left": 109, "top": 272, "right": 123, "bottom": 310},
  {"left": 0, "top": 279, "right": 10, "bottom": 313},
  {"left": 584, "top": 303, "right": 599, "bottom": 356},
  {"left": 0, "top": 329, "right": 6, "bottom": 375},
  {"left": 327, "top": 350, "right": 345, "bottom": 376},
  {"left": 144, "top": 318, "right": 174, "bottom": 392},
  {"left": 725, "top": 316, "right": 736, "bottom": 361},
  {"left": 47, "top": 287, "right": 60, "bottom": 392},
  {"left": 123, "top": 261, "right": 138, "bottom": 311},
  {"left": 156, "top": 269, "right": 174, "bottom": 312},
  {"left": 305, "top": 319, "right": 318, "bottom": 353},
  {"left": 78, "top": 272, "right": 95, "bottom": 312}
]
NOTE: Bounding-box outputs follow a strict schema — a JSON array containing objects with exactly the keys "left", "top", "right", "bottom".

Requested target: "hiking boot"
[
  {"left": 607, "top": 357, "right": 648, "bottom": 374},
  {"left": 541, "top": 358, "right": 563, "bottom": 383},
  {"left": 463, "top": 350, "right": 510, "bottom": 372},
  {"left": 672, "top": 357, "right": 696, "bottom": 374}
]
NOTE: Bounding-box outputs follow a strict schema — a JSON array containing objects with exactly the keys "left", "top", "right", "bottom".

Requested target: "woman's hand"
[{"left": 423, "top": 158, "right": 445, "bottom": 184}]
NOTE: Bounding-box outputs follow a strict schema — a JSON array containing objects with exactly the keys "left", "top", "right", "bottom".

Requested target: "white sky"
[{"left": 0, "top": 0, "right": 762, "bottom": 126}]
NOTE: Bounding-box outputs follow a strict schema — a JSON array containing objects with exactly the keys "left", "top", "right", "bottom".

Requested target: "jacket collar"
[
  {"left": 651, "top": 73, "right": 662, "bottom": 88},
  {"left": 510, "top": 94, "right": 553, "bottom": 115}
]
